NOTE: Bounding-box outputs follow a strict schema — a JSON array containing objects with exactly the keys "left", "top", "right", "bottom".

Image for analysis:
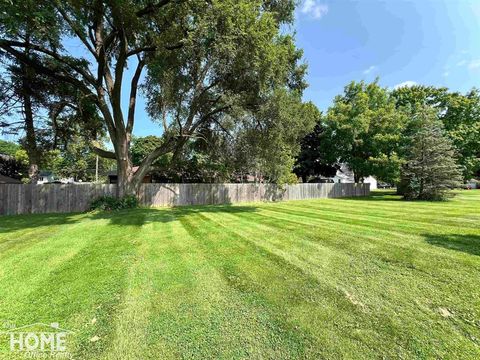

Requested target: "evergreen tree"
[
  {"left": 293, "top": 119, "right": 338, "bottom": 183},
  {"left": 401, "top": 108, "right": 463, "bottom": 200}
]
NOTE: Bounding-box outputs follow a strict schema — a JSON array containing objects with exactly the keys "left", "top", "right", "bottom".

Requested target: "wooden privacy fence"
[{"left": 0, "top": 182, "right": 370, "bottom": 215}]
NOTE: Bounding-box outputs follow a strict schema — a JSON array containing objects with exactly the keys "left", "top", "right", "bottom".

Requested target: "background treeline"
[
  {"left": 294, "top": 80, "right": 479, "bottom": 199},
  {"left": 1, "top": 1, "right": 477, "bottom": 201},
  {"left": 2, "top": 80, "right": 479, "bottom": 199}
]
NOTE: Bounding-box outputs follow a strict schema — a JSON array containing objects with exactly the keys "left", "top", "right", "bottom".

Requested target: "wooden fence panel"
[{"left": 0, "top": 182, "right": 370, "bottom": 215}]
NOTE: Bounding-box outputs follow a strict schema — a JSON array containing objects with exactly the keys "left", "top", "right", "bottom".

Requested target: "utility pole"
[{"left": 95, "top": 155, "right": 99, "bottom": 183}]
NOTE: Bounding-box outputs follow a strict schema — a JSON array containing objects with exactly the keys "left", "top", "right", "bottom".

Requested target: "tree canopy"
[
  {"left": 0, "top": 0, "right": 312, "bottom": 195},
  {"left": 295, "top": 81, "right": 480, "bottom": 186},
  {"left": 0, "top": 139, "right": 20, "bottom": 156},
  {"left": 323, "top": 80, "right": 406, "bottom": 183},
  {"left": 392, "top": 85, "right": 480, "bottom": 179}
]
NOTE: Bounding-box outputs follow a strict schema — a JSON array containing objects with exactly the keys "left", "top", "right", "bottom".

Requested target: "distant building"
[
  {"left": 38, "top": 171, "right": 55, "bottom": 184},
  {"left": 466, "top": 179, "right": 478, "bottom": 189},
  {"left": 37, "top": 171, "right": 75, "bottom": 184},
  {"left": 331, "top": 164, "right": 378, "bottom": 190},
  {"left": 108, "top": 166, "right": 152, "bottom": 184}
]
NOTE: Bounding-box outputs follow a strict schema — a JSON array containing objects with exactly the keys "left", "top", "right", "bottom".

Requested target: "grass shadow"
[
  {"left": 423, "top": 233, "right": 480, "bottom": 256},
  {"left": 0, "top": 204, "right": 260, "bottom": 233},
  {"left": 88, "top": 204, "right": 259, "bottom": 227},
  {"left": 0, "top": 212, "right": 82, "bottom": 234},
  {"left": 337, "top": 189, "right": 403, "bottom": 201}
]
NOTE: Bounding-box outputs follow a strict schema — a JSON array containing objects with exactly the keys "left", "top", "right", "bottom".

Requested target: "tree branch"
[
  {"left": 0, "top": 40, "right": 97, "bottom": 86},
  {"left": 0, "top": 42, "right": 95, "bottom": 97},
  {"left": 91, "top": 145, "right": 116, "bottom": 159},
  {"left": 136, "top": 0, "right": 172, "bottom": 17},
  {"left": 126, "top": 46, "right": 156, "bottom": 57},
  {"left": 55, "top": 4, "right": 97, "bottom": 58},
  {"left": 132, "top": 136, "right": 177, "bottom": 184},
  {"left": 190, "top": 105, "right": 231, "bottom": 133},
  {"left": 110, "top": 3, "right": 128, "bottom": 135},
  {"left": 126, "top": 58, "right": 145, "bottom": 135},
  {"left": 165, "top": 42, "right": 184, "bottom": 50}
]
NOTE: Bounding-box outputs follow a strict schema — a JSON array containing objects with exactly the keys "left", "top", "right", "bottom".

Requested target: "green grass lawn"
[{"left": 0, "top": 190, "right": 479, "bottom": 359}]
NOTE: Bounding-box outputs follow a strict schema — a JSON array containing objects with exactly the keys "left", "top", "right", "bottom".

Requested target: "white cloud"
[
  {"left": 393, "top": 81, "right": 417, "bottom": 90},
  {"left": 442, "top": 71, "right": 449, "bottom": 77},
  {"left": 363, "top": 65, "right": 376, "bottom": 75},
  {"left": 468, "top": 59, "right": 480, "bottom": 70},
  {"left": 456, "top": 59, "right": 480, "bottom": 70},
  {"left": 301, "top": 0, "right": 329, "bottom": 19}
]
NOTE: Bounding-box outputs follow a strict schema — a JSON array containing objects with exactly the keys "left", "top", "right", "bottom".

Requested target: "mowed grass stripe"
[
  {"left": 193, "top": 210, "right": 434, "bottom": 358},
  {"left": 260, "top": 201, "right": 479, "bottom": 238},
  {"left": 254, "top": 203, "right": 480, "bottom": 261},
  {"left": 101, "top": 217, "right": 164, "bottom": 360},
  {"left": 0, "top": 191, "right": 478, "bottom": 359},
  {"left": 188, "top": 211, "right": 406, "bottom": 358},
  {"left": 0, "top": 214, "right": 139, "bottom": 359},
  {"left": 198, "top": 200, "right": 480, "bottom": 358},
  {"left": 204, "top": 205, "right": 475, "bottom": 310},
  {"left": 277, "top": 198, "right": 480, "bottom": 230},
  {"left": 0, "top": 215, "right": 110, "bottom": 320},
  {"left": 176, "top": 211, "right": 315, "bottom": 359}
]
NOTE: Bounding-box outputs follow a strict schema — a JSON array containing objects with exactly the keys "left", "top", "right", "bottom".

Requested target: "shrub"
[{"left": 90, "top": 195, "right": 139, "bottom": 211}]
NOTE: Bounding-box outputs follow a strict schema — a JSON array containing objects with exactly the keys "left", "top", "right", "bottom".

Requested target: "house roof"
[
  {"left": 0, "top": 174, "right": 22, "bottom": 184},
  {"left": 108, "top": 166, "right": 140, "bottom": 177},
  {"left": 0, "top": 153, "right": 13, "bottom": 161}
]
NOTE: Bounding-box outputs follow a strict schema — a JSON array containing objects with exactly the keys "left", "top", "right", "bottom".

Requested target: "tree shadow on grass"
[
  {"left": 0, "top": 204, "right": 259, "bottom": 233},
  {"left": 423, "top": 233, "right": 480, "bottom": 256},
  {"left": 0, "top": 212, "right": 83, "bottom": 234},
  {"left": 337, "top": 190, "right": 403, "bottom": 201},
  {"left": 88, "top": 204, "right": 259, "bottom": 227}
]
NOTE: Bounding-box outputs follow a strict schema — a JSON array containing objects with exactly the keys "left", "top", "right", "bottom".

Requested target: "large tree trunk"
[
  {"left": 116, "top": 166, "right": 136, "bottom": 198},
  {"left": 115, "top": 138, "right": 137, "bottom": 198},
  {"left": 21, "top": 59, "right": 40, "bottom": 184}
]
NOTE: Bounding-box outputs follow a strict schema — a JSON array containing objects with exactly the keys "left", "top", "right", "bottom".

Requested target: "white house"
[
  {"left": 37, "top": 171, "right": 55, "bottom": 184},
  {"left": 332, "top": 164, "right": 378, "bottom": 190},
  {"left": 37, "top": 171, "right": 75, "bottom": 184},
  {"left": 466, "top": 179, "right": 478, "bottom": 189}
]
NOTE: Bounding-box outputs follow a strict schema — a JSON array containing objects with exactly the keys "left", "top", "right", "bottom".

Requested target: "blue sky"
[
  {"left": 296, "top": 0, "right": 480, "bottom": 110},
  {"left": 2, "top": 0, "right": 480, "bottom": 141}
]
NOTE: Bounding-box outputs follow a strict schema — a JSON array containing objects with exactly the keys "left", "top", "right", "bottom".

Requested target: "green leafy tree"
[
  {"left": 0, "top": 57, "right": 47, "bottom": 182},
  {"left": 0, "top": 0, "right": 62, "bottom": 182},
  {"left": 324, "top": 80, "right": 406, "bottom": 182},
  {"left": 401, "top": 108, "right": 463, "bottom": 201},
  {"left": 1, "top": 0, "right": 308, "bottom": 196},
  {"left": 132, "top": 90, "right": 317, "bottom": 184},
  {"left": 392, "top": 85, "right": 480, "bottom": 179},
  {"left": 441, "top": 89, "right": 480, "bottom": 179},
  {"left": 231, "top": 89, "right": 318, "bottom": 184},
  {"left": 0, "top": 41, "right": 103, "bottom": 183},
  {"left": 0, "top": 151, "right": 27, "bottom": 180},
  {"left": 0, "top": 140, "right": 20, "bottom": 156},
  {"left": 130, "top": 136, "right": 164, "bottom": 167},
  {"left": 52, "top": 137, "right": 114, "bottom": 182}
]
